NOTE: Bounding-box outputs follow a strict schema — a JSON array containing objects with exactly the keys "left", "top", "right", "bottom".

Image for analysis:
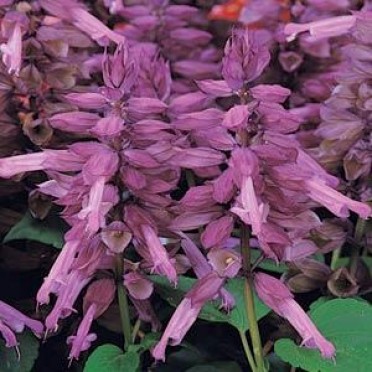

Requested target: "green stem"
[
  {"left": 115, "top": 256, "right": 132, "bottom": 350},
  {"left": 350, "top": 217, "right": 366, "bottom": 276},
  {"left": 241, "top": 225, "right": 266, "bottom": 372},
  {"left": 239, "top": 331, "right": 257, "bottom": 372},
  {"left": 354, "top": 217, "right": 366, "bottom": 243},
  {"left": 131, "top": 319, "right": 141, "bottom": 343},
  {"left": 330, "top": 247, "right": 342, "bottom": 271}
]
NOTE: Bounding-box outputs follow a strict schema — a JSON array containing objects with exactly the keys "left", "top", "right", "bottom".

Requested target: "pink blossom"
[
  {"left": 201, "top": 216, "right": 234, "bottom": 250},
  {"left": 152, "top": 272, "right": 225, "bottom": 361},
  {"left": 67, "top": 304, "right": 97, "bottom": 363},
  {"left": 0, "top": 22, "right": 22, "bottom": 75},
  {"left": 0, "top": 300, "right": 43, "bottom": 337},
  {"left": 83, "top": 278, "right": 116, "bottom": 317},
  {"left": 0, "top": 320, "right": 18, "bottom": 350},
  {"left": 101, "top": 221, "right": 132, "bottom": 254},
  {"left": 45, "top": 271, "right": 91, "bottom": 332},
  {"left": 124, "top": 272, "right": 154, "bottom": 300},
  {"left": 180, "top": 234, "right": 235, "bottom": 309},
  {"left": 285, "top": 15, "right": 356, "bottom": 42},
  {"left": 0, "top": 11, "right": 29, "bottom": 75},
  {"left": 37, "top": 239, "right": 80, "bottom": 306},
  {"left": 306, "top": 178, "right": 371, "bottom": 219},
  {"left": 231, "top": 176, "right": 268, "bottom": 236},
  {"left": 0, "top": 150, "right": 84, "bottom": 179},
  {"left": 140, "top": 225, "right": 177, "bottom": 284},
  {"left": 0, "top": 300, "right": 43, "bottom": 356},
  {"left": 254, "top": 272, "right": 335, "bottom": 359},
  {"left": 67, "top": 279, "right": 116, "bottom": 363}
]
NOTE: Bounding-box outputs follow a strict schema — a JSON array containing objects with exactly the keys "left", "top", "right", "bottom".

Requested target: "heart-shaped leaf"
[{"left": 84, "top": 344, "right": 139, "bottom": 372}]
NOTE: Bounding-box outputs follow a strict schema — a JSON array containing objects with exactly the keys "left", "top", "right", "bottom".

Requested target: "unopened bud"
[
  {"left": 28, "top": 189, "right": 52, "bottom": 220},
  {"left": 327, "top": 267, "right": 359, "bottom": 298}
]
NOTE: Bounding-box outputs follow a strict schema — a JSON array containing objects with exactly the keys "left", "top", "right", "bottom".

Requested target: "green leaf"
[
  {"left": 3, "top": 211, "right": 67, "bottom": 249},
  {"left": 275, "top": 299, "right": 372, "bottom": 372},
  {"left": 165, "top": 347, "right": 206, "bottom": 370},
  {"left": 150, "top": 276, "right": 270, "bottom": 333},
  {"left": 128, "top": 332, "right": 160, "bottom": 354},
  {"left": 84, "top": 344, "right": 140, "bottom": 372},
  {"left": 250, "top": 250, "right": 287, "bottom": 274},
  {"left": 224, "top": 278, "right": 270, "bottom": 333},
  {"left": 186, "top": 361, "right": 242, "bottom": 372},
  {"left": 0, "top": 331, "right": 39, "bottom": 372},
  {"left": 250, "top": 251, "right": 324, "bottom": 274},
  {"left": 332, "top": 256, "right": 372, "bottom": 272}
]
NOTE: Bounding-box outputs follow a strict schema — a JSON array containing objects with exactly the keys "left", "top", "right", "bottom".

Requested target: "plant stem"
[
  {"left": 354, "top": 217, "right": 366, "bottom": 243},
  {"left": 131, "top": 319, "right": 141, "bottom": 343},
  {"left": 115, "top": 256, "right": 132, "bottom": 350},
  {"left": 350, "top": 217, "right": 366, "bottom": 276},
  {"left": 241, "top": 225, "right": 266, "bottom": 372},
  {"left": 330, "top": 247, "right": 342, "bottom": 270},
  {"left": 239, "top": 330, "right": 257, "bottom": 372}
]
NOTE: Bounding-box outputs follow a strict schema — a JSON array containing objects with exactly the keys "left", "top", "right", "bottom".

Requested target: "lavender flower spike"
[
  {"left": 254, "top": 272, "right": 335, "bottom": 359},
  {"left": 222, "top": 28, "right": 270, "bottom": 91}
]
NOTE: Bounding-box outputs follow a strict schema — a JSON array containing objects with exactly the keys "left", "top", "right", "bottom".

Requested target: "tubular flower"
[
  {"left": 254, "top": 272, "right": 335, "bottom": 359},
  {"left": 0, "top": 300, "right": 43, "bottom": 356}
]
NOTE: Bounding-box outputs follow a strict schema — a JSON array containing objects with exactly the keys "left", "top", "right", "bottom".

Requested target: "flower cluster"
[{"left": 0, "top": 0, "right": 370, "bottom": 368}]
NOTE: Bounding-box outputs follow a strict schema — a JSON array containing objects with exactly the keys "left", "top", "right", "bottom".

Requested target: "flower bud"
[
  {"left": 28, "top": 190, "right": 52, "bottom": 220},
  {"left": 327, "top": 268, "right": 359, "bottom": 298},
  {"left": 283, "top": 259, "right": 331, "bottom": 293}
]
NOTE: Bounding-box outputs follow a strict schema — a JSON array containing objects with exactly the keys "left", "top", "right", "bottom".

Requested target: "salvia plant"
[{"left": 0, "top": 0, "right": 371, "bottom": 371}]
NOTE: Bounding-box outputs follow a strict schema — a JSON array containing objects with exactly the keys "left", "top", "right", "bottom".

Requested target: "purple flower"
[
  {"left": 222, "top": 28, "right": 271, "bottom": 91},
  {"left": 101, "top": 221, "right": 132, "bottom": 254},
  {"left": 140, "top": 225, "right": 177, "bottom": 284},
  {"left": 124, "top": 272, "right": 154, "bottom": 300},
  {"left": 254, "top": 272, "right": 336, "bottom": 359},
  {"left": 0, "top": 300, "right": 43, "bottom": 356},
  {"left": 40, "top": 0, "right": 125, "bottom": 46},
  {"left": 67, "top": 305, "right": 97, "bottom": 364},
  {"left": 0, "top": 300, "right": 43, "bottom": 337},
  {"left": 284, "top": 15, "right": 356, "bottom": 42},
  {"left": 103, "top": 42, "right": 138, "bottom": 93},
  {"left": 152, "top": 271, "right": 225, "bottom": 361},
  {"left": 0, "top": 11, "right": 29, "bottom": 75},
  {"left": 231, "top": 176, "right": 268, "bottom": 236},
  {"left": 201, "top": 216, "right": 234, "bottom": 250},
  {"left": 305, "top": 178, "right": 371, "bottom": 219},
  {"left": 67, "top": 278, "right": 116, "bottom": 362}
]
